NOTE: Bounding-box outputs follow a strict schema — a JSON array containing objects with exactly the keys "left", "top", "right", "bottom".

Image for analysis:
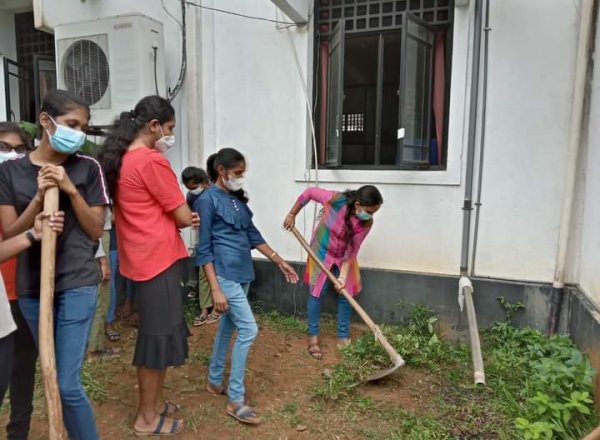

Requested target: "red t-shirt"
[
  {"left": 115, "top": 147, "right": 188, "bottom": 281},
  {"left": 0, "top": 225, "right": 17, "bottom": 301}
]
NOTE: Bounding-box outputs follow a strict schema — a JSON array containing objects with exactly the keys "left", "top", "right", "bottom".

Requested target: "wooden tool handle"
[
  {"left": 39, "top": 187, "right": 66, "bottom": 439},
  {"left": 291, "top": 227, "right": 401, "bottom": 363}
]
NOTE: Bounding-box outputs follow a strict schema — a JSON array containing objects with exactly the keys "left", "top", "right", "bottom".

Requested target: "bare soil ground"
[{"left": 0, "top": 317, "right": 441, "bottom": 440}]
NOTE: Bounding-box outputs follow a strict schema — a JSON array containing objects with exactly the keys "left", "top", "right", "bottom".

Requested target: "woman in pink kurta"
[{"left": 284, "top": 185, "right": 383, "bottom": 359}]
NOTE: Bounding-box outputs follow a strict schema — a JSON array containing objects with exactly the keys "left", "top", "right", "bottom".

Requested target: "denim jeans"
[
  {"left": 106, "top": 250, "right": 118, "bottom": 324},
  {"left": 208, "top": 276, "right": 257, "bottom": 404},
  {"left": 307, "top": 266, "right": 352, "bottom": 339},
  {"left": 19, "top": 285, "right": 99, "bottom": 440}
]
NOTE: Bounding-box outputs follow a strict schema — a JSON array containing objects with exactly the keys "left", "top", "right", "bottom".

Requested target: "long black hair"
[
  {"left": 207, "top": 147, "right": 248, "bottom": 203},
  {"left": 342, "top": 185, "right": 383, "bottom": 241},
  {"left": 100, "top": 95, "right": 175, "bottom": 198}
]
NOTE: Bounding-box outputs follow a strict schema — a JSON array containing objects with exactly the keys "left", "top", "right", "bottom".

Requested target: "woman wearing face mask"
[
  {"left": 195, "top": 147, "right": 299, "bottom": 425},
  {"left": 101, "top": 95, "right": 198, "bottom": 436},
  {"left": 283, "top": 185, "right": 383, "bottom": 359},
  {"left": 0, "top": 90, "right": 110, "bottom": 439}
]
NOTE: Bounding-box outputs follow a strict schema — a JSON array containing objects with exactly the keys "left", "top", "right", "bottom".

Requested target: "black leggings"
[{"left": 0, "top": 300, "right": 38, "bottom": 440}]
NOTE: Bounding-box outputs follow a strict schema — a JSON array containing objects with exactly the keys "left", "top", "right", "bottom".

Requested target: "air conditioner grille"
[{"left": 63, "top": 39, "right": 109, "bottom": 106}]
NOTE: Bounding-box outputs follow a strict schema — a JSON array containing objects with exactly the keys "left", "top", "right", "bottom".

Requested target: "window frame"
[{"left": 316, "top": 1, "right": 454, "bottom": 171}]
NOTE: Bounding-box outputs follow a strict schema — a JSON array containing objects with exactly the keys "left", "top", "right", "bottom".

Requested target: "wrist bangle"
[
  {"left": 270, "top": 251, "right": 279, "bottom": 260},
  {"left": 286, "top": 213, "right": 295, "bottom": 218},
  {"left": 25, "top": 229, "right": 38, "bottom": 244}
]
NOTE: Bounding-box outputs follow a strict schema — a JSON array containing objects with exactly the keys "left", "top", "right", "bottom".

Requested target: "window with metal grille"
[{"left": 315, "top": 0, "right": 453, "bottom": 169}]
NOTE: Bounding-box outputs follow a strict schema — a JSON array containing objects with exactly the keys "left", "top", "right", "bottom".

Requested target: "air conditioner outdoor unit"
[{"left": 54, "top": 14, "right": 166, "bottom": 127}]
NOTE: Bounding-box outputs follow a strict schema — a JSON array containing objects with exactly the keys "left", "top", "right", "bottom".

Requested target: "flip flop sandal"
[
  {"left": 134, "top": 415, "right": 185, "bottom": 436},
  {"left": 206, "top": 382, "right": 227, "bottom": 397},
  {"left": 159, "top": 400, "right": 182, "bottom": 416},
  {"left": 205, "top": 312, "right": 221, "bottom": 324},
  {"left": 226, "top": 404, "right": 260, "bottom": 425},
  {"left": 105, "top": 330, "right": 120, "bottom": 342},
  {"left": 193, "top": 315, "right": 208, "bottom": 327},
  {"left": 308, "top": 344, "right": 323, "bottom": 360}
]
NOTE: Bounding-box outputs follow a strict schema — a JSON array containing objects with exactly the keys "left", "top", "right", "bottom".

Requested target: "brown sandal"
[{"left": 308, "top": 344, "right": 323, "bottom": 360}]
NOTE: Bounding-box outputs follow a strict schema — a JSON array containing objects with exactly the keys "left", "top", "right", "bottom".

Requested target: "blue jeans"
[
  {"left": 208, "top": 276, "right": 257, "bottom": 404},
  {"left": 307, "top": 266, "right": 352, "bottom": 339},
  {"left": 19, "top": 286, "right": 99, "bottom": 440},
  {"left": 106, "top": 250, "right": 118, "bottom": 324}
]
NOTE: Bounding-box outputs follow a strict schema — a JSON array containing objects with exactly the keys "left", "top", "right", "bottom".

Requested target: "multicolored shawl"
[{"left": 297, "top": 187, "right": 373, "bottom": 298}]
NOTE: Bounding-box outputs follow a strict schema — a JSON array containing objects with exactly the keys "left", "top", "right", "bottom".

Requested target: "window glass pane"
[
  {"left": 326, "top": 36, "right": 343, "bottom": 164},
  {"left": 380, "top": 33, "right": 401, "bottom": 165},
  {"left": 342, "top": 35, "right": 379, "bottom": 165},
  {"left": 399, "top": 35, "right": 433, "bottom": 163}
]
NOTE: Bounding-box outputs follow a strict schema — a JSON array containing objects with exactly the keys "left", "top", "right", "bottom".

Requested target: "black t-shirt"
[{"left": 0, "top": 154, "right": 110, "bottom": 296}]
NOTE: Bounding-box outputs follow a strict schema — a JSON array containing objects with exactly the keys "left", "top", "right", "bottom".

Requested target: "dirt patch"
[{"left": 0, "top": 319, "right": 436, "bottom": 439}]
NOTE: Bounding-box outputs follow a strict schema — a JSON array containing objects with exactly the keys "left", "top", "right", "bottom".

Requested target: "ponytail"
[
  {"left": 100, "top": 95, "right": 174, "bottom": 198},
  {"left": 206, "top": 153, "right": 218, "bottom": 183}
]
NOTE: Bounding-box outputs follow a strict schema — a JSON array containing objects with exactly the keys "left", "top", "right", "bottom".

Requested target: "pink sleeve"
[
  {"left": 139, "top": 155, "right": 186, "bottom": 213},
  {"left": 296, "top": 187, "right": 338, "bottom": 207},
  {"left": 344, "top": 224, "right": 372, "bottom": 260}
]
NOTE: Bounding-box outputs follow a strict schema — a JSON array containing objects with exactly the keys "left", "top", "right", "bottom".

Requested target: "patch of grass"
[
  {"left": 81, "top": 362, "right": 108, "bottom": 402},
  {"left": 190, "top": 348, "right": 212, "bottom": 367},
  {"left": 312, "top": 301, "right": 598, "bottom": 439},
  {"left": 280, "top": 401, "right": 301, "bottom": 427},
  {"left": 255, "top": 309, "right": 307, "bottom": 333}
]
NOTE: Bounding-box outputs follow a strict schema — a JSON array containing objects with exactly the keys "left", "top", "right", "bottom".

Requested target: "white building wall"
[
  {"left": 577, "top": 11, "right": 600, "bottom": 305},
  {"left": 472, "top": 0, "right": 579, "bottom": 282},
  {"left": 198, "top": 0, "right": 580, "bottom": 282},
  {"left": 36, "top": 0, "right": 593, "bottom": 288}
]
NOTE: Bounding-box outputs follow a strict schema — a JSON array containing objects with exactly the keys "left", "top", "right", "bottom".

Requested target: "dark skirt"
[{"left": 132, "top": 261, "right": 189, "bottom": 369}]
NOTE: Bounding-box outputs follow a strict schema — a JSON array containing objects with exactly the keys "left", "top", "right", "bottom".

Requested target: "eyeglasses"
[{"left": 0, "top": 141, "right": 28, "bottom": 154}]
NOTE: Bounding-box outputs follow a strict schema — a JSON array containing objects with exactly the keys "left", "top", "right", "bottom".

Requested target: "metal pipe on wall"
[
  {"left": 458, "top": 0, "right": 485, "bottom": 386},
  {"left": 459, "top": 0, "right": 483, "bottom": 277},
  {"left": 470, "top": 0, "right": 491, "bottom": 277},
  {"left": 548, "top": 0, "right": 597, "bottom": 334}
]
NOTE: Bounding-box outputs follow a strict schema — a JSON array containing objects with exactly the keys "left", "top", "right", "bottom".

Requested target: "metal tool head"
[{"left": 366, "top": 356, "right": 405, "bottom": 381}]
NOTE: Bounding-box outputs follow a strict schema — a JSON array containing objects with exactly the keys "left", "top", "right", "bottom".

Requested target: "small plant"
[{"left": 497, "top": 296, "right": 525, "bottom": 323}]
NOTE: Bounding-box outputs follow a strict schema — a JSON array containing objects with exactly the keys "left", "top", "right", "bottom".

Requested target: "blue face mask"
[
  {"left": 46, "top": 115, "right": 86, "bottom": 154},
  {"left": 356, "top": 210, "right": 373, "bottom": 221}
]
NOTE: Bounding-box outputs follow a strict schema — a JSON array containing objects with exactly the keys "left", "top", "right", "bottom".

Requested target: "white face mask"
[
  {"left": 190, "top": 186, "right": 204, "bottom": 195},
  {"left": 154, "top": 126, "right": 175, "bottom": 154},
  {"left": 223, "top": 174, "right": 244, "bottom": 192},
  {"left": 0, "top": 150, "right": 21, "bottom": 163}
]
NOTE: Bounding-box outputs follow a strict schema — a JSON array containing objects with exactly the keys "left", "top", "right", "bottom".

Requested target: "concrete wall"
[
  {"left": 577, "top": 6, "right": 600, "bottom": 306},
  {"left": 34, "top": 1, "right": 600, "bottom": 302},
  {"left": 196, "top": 0, "right": 580, "bottom": 285}
]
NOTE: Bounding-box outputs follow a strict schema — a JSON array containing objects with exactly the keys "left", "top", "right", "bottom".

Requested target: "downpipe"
[
  {"left": 459, "top": 277, "right": 485, "bottom": 385},
  {"left": 458, "top": 0, "right": 485, "bottom": 385},
  {"left": 548, "top": 0, "right": 597, "bottom": 334}
]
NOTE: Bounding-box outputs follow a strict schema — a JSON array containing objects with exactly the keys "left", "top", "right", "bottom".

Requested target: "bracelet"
[
  {"left": 270, "top": 251, "right": 279, "bottom": 260},
  {"left": 25, "top": 229, "right": 38, "bottom": 244},
  {"left": 286, "top": 213, "right": 295, "bottom": 218}
]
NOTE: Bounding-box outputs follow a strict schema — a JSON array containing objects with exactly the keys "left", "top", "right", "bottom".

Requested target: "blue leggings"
[{"left": 307, "top": 266, "right": 352, "bottom": 339}]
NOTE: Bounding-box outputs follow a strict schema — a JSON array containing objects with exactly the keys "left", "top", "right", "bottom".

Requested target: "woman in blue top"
[{"left": 195, "top": 148, "right": 298, "bottom": 425}]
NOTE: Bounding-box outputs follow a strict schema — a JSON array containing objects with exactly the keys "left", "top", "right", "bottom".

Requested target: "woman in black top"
[{"left": 0, "top": 90, "right": 109, "bottom": 440}]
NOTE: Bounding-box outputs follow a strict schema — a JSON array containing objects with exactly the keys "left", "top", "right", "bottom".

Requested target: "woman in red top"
[{"left": 101, "top": 96, "right": 197, "bottom": 436}]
